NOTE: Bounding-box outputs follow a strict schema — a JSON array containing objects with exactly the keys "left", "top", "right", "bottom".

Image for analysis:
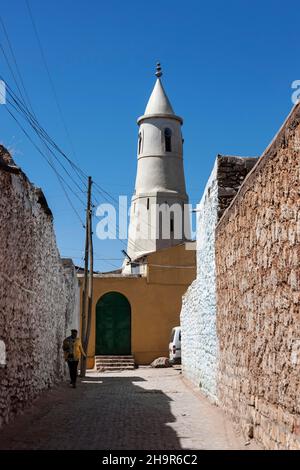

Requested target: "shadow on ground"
[{"left": 0, "top": 375, "right": 181, "bottom": 450}]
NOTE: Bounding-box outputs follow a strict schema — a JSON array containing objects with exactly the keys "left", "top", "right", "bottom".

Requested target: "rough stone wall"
[
  {"left": 0, "top": 146, "right": 78, "bottom": 427},
  {"left": 62, "top": 259, "right": 80, "bottom": 333},
  {"left": 215, "top": 104, "right": 300, "bottom": 449},
  {"left": 181, "top": 156, "right": 257, "bottom": 400}
]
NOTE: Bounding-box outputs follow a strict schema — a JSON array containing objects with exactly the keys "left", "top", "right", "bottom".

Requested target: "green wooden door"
[{"left": 96, "top": 292, "right": 131, "bottom": 355}]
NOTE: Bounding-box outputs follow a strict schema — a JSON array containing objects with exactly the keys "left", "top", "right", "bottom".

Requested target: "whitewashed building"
[{"left": 180, "top": 155, "right": 257, "bottom": 400}]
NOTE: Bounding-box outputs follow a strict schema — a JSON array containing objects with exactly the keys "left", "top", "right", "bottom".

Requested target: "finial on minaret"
[{"left": 155, "top": 62, "right": 162, "bottom": 78}]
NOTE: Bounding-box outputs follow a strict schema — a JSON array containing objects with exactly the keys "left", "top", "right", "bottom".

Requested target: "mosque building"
[{"left": 79, "top": 64, "right": 196, "bottom": 369}]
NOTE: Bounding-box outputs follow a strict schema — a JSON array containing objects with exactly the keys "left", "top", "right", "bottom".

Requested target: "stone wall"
[
  {"left": 215, "top": 104, "right": 300, "bottom": 449},
  {"left": 181, "top": 155, "right": 257, "bottom": 400},
  {"left": 62, "top": 259, "right": 80, "bottom": 333},
  {"left": 0, "top": 145, "right": 79, "bottom": 428}
]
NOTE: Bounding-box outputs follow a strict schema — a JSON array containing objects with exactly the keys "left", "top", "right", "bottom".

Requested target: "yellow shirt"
[{"left": 63, "top": 336, "right": 86, "bottom": 361}]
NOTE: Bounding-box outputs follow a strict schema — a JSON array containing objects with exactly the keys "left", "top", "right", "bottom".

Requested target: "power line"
[
  {"left": 0, "top": 15, "right": 34, "bottom": 114},
  {"left": 5, "top": 94, "right": 84, "bottom": 199},
  {"left": 0, "top": 18, "right": 87, "bottom": 227},
  {"left": 92, "top": 184, "right": 151, "bottom": 254},
  {"left": 3, "top": 80, "right": 87, "bottom": 191},
  {"left": 2, "top": 89, "right": 86, "bottom": 209},
  {"left": 0, "top": 21, "right": 157, "bottom": 256},
  {"left": 25, "top": 0, "right": 78, "bottom": 160},
  {"left": 1, "top": 14, "right": 87, "bottom": 192},
  {"left": 94, "top": 181, "right": 158, "bottom": 244},
  {"left": 0, "top": 75, "right": 90, "bottom": 232},
  {"left": 3, "top": 103, "right": 85, "bottom": 227},
  {"left": 2, "top": 76, "right": 154, "bottom": 254},
  {"left": 91, "top": 198, "right": 144, "bottom": 254},
  {"left": 0, "top": 32, "right": 153, "bottom": 254},
  {"left": 0, "top": 43, "right": 27, "bottom": 108},
  {"left": 0, "top": 13, "right": 169, "bottom": 260}
]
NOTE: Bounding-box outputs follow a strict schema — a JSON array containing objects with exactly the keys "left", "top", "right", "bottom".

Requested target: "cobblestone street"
[{"left": 0, "top": 368, "right": 257, "bottom": 450}]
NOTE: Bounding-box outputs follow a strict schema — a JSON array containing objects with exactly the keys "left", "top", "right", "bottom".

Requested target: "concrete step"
[
  {"left": 96, "top": 357, "right": 134, "bottom": 360},
  {"left": 96, "top": 356, "right": 134, "bottom": 360},
  {"left": 96, "top": 362, "right": 134, "bottom": 367},
  {"left": 96, "top": 363, "right": 135, "bottom": 367},
  {"left": 96, "top": 361, "right": 134, "bottom": 365},
  {"left": 97, "top": 365, "right": 135, "bottom": 371},
  {"left": 95, "top": 355, "right": 135, "bottom": 371}
]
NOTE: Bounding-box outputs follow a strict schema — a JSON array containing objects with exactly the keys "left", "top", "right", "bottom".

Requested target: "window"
[
  {"left": 147, "top": 198, "right": 150, "bottom": 210},
  {"left": 138, "top": 132, "right": 142, "bottom": 154},
  {"left": 164, "top": 128, "right": 172, "bottom": 152},
  {"left": 170, "top": 217, "right": 174, "bottom": 233}
]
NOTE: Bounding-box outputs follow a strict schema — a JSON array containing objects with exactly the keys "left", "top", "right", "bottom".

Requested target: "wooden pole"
[
  {"left": 84, "top": 196, "right": 94, "bottom": 358},
  {"left": 80, "top": 176, "right": 92, "bottom": 377}
]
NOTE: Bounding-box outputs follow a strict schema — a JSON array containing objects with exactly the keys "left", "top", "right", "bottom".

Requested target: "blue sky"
[{"left": 0, "top": 0, "right": 299, "bottom": 271}]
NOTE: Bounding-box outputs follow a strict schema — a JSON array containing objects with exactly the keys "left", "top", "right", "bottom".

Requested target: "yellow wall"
[{"left": 79, "top": 243, "right": 196, "bottom": 368}]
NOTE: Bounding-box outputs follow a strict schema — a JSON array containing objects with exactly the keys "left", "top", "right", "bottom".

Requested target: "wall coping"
[{"left": 0, "top": 145, "right": 53, "bottom": 220}]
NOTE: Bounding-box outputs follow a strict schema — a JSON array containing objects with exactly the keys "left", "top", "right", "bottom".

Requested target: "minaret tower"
[{"left": 125, "top": 63, "right": 189, "bottom": 266}]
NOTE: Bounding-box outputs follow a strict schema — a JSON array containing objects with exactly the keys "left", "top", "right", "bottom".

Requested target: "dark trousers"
[{"left": 67, "top": 360, "right": 79, "bottom": 384}]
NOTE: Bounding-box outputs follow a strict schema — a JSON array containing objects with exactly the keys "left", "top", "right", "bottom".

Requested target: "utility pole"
[
  {"left": 84, "top": 202, "right": 94, "bottom": 357},
  {"left": 80, "top": 176, "right": 92, "bottom": 377}
]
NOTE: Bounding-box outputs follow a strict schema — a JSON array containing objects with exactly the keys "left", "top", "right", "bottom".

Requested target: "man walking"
[{"left": 63, "top": 329, "right": 86, "bottom": 388}]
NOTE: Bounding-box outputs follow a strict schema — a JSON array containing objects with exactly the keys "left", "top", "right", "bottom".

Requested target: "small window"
[
  {"left": 170, "top": 217, "right": 174, "bottom": 233},
  {"left": 147, "top": 198, "right": 150, "bottom": 210},
  {"left": 138, "top": 132, "right": 142, "bottom": 154},
  {"left": 164, "top": 128, "right": 172, "bottom": 152}
]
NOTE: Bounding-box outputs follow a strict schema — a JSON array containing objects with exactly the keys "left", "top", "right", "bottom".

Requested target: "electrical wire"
[
  {"left": 0, "top": 16, "right": 87, "bottom": 226},
  {"left": 3, "top": 93, "right": 86, "bottom": 206},
  {"left": 0, "top": 16, "right": 33, "bottom": 114},
  {"left": 25, "top": 0, "right": 78, "bottom": 160},
  {"left": 0, "top": 14, "right": 171, "bottom": 257},
  {"left": 3, "top": 103, "right": 85, "bottom": 227}
]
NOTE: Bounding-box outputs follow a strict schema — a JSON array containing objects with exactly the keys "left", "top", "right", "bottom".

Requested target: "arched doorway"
[{"left": 96, "top": 292, "right": 131, "bottom": 355}]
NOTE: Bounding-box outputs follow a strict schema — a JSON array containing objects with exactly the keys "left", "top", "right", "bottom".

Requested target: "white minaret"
[{"left": 124, "top": 63, "right": 190, "bottom": 268}]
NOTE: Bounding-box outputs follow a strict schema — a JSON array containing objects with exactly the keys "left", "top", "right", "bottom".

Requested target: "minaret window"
[
  {"left": 170, "top": 217, "right": 174, "bottom": 233},
  {"left": 138, "top": 132, "right": 142, "bottom": 154},
  {"left": 164, "top": 128, "right": 172, "bottom": 152},
  {"left": 147, "top": 198, "right": 150, "bottom": 210}
]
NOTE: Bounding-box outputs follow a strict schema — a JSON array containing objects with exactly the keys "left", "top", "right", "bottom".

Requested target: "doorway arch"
[{"left": 96, "top": 292, "right": 131, "bottom": 355}]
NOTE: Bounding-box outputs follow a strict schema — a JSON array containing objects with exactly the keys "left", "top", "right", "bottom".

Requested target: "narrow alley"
[
  {"left": 0, "top": 368, "right": 256, "bottom": 450},
  {"left": 1, "top": 0, "right": 300, "bottom": 456}
]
